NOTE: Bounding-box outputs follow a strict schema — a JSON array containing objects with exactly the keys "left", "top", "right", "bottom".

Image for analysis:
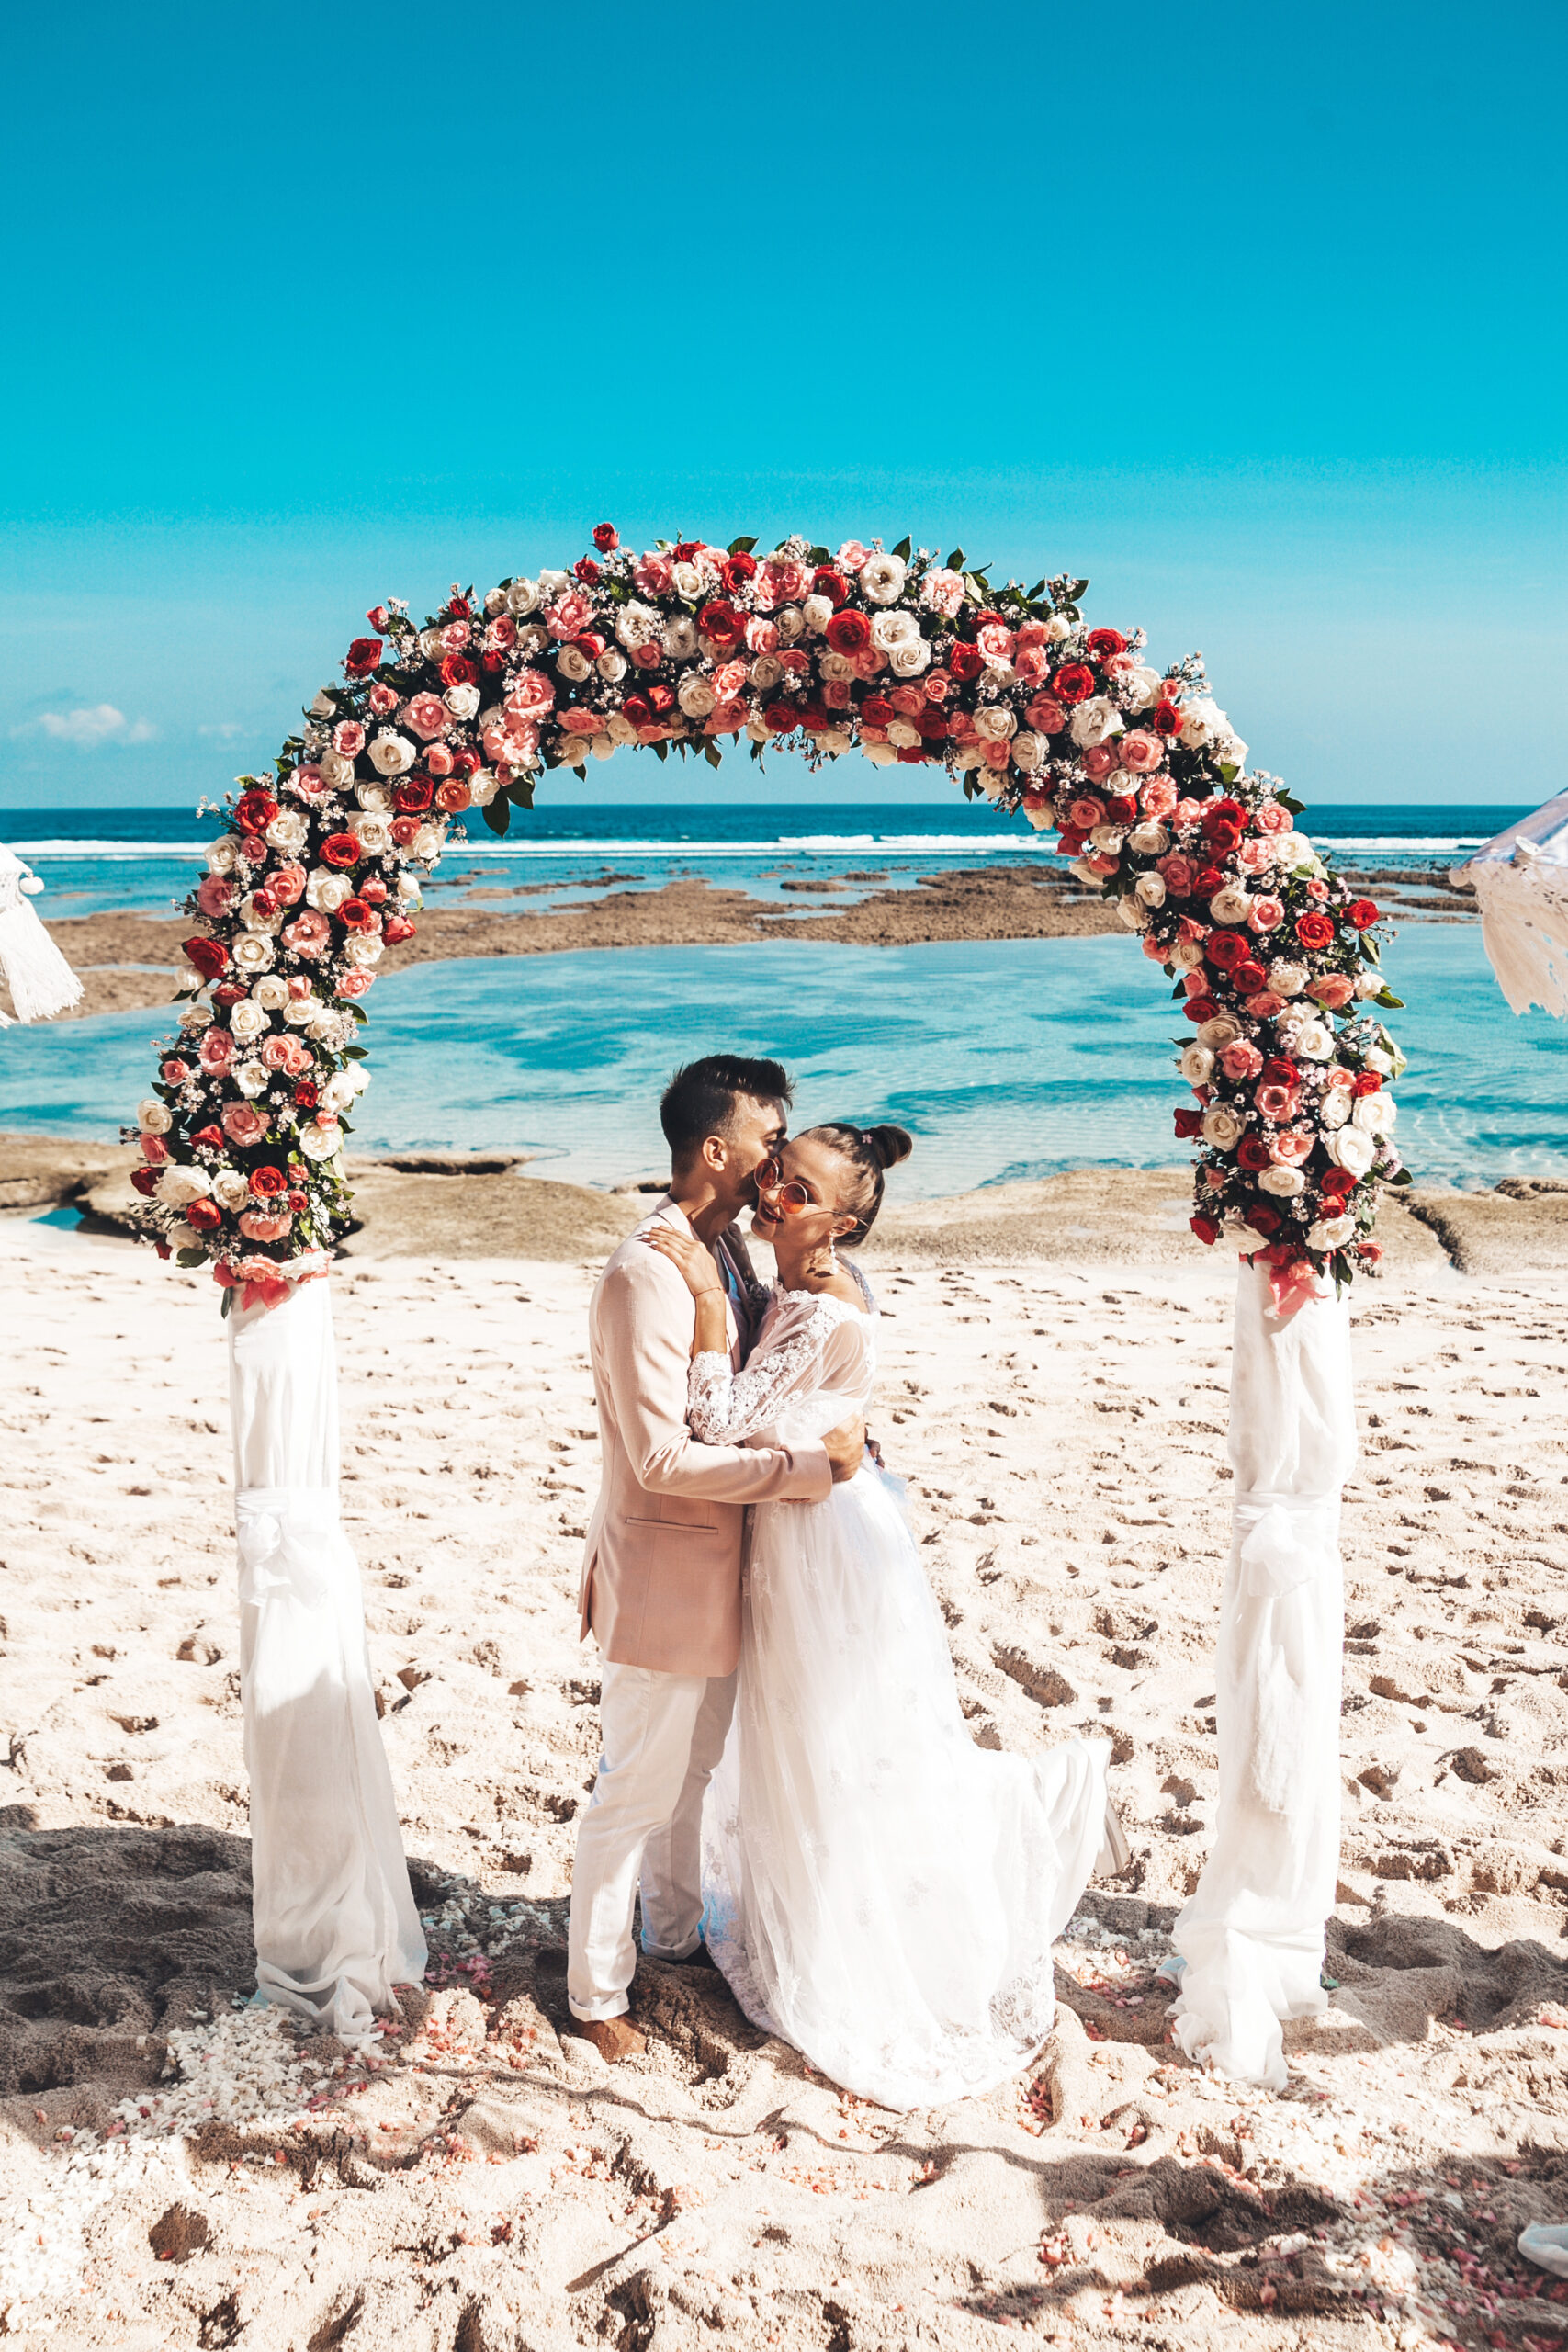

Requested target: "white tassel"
[{"left": 0, "top": 841, "right": 84, "bottom": 1023}]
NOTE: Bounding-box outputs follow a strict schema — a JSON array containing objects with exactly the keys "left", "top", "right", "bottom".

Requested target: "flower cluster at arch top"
[{"left": 127, "top": 527, "right": 1406, "bottom": 1306}]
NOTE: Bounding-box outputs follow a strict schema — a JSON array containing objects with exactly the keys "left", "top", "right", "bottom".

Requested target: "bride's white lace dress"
[{"left": 692, "top": 1263, "right": 1113, "bottom": 2110}]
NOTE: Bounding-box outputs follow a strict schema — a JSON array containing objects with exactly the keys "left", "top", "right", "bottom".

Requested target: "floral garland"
[{"left": 126, "top": 527, "right": 1404, "bottom": 1309}]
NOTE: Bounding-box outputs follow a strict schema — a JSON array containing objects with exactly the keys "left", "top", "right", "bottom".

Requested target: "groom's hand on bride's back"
[{"left": 824, "top": 1418, "right": 866, "bottom": 1483}]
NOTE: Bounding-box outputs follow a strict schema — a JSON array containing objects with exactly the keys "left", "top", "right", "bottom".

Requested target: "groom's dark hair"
[{"left": 660, "top": 1055, "right": 793, "bottom": 1166}]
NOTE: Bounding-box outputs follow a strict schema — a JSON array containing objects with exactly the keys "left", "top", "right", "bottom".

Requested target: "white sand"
[{"left": 4, "top": 1219, "right": 1568, "bottom": 2348}]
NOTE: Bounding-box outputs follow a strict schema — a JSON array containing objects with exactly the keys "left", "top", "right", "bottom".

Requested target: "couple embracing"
[{"left": 567, "top": 1056, "right": 1127, "bottom": 2111}]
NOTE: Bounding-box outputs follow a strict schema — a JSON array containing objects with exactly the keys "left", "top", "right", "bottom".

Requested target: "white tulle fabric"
[
  {"left": 229, "top": 1279, "right": 425, "bottom": 2041},
  {"left": 1450, "top": 787, "right": 1568, "bottom": 1017},
  {"left": 1170, "top": 1260, "right": 1357, "bottom": 2088},
  {"left": 695, "top": 1270, "right": 1111, "bottom": 2111}
]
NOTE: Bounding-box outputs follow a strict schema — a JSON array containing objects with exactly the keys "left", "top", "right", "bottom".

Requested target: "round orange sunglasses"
[{"left": 756, "top": 1156, "right": 819, "bottom": 1215}]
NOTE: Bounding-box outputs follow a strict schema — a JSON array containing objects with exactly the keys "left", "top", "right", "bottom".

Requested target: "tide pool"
[{"left": 4, "top": 928, "right": 1563, "bottom": 1197}]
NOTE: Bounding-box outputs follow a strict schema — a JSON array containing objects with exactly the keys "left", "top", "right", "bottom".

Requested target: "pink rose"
[
  {"left": 849, "top": 647, "right": 886, "bottom": 680},
  {"left": 1085, "top": 849, "right": 1118, "bottom": 874},
  {"left": 1177, "top": 916, "right": 1208, "bottom": 942},
  {"left": 1236, "top": 837, "right": 1274, "bottom": 874},
  {"left": 1182, "top": 969, "right": 1210, "bottom": 997},
  {"left": 1140, "top": 777, "right": 1178, "bottom": 819},
  {"left": 484, "top": 614, "right": 517, "bottom": 651},
  {"left": 889, "top": 684, "right": 926, "bottom": 717},
  {"left": 1118, "top": 730, "right": 1162, "bottom": 774},
  {"left": 283, "top": 909, "right": 331, "bottom": 957},
  {"left": 221, "top": 1101, "right": 269, "bottom": 1146},
  {"left": 836, "top": 541, "right": 870, "bottom": 572},
  {"left": 440, "top": 619, "right": 471, "bottom": 652},
  {"left": 1255, "top": 800, "right": 1293, "bottom": 834},
  {"left": 1157, "top": 854, "right": 1197, "bottom": 895},
  {"left": 1025, "top": 695, "right": 1066, "bottom": 734},
  {"left": 1080, "top": 744, "right": 1120, "bottom": 783},
  {"left": 745, "top": 617, "right": 779, "bottom": 654},
  {"left": 1219, "top": 1040, "right": 1265, "bottom": 1080},
  {"left": 269, "top": 862, "right": 307, "bottom": 906},
  {"left": 1309, "top": 974, "right": 1355, "bottom": 1009},
  {"left": 822, "top": 680, "right": 853, "bottom": 710},
  {"left": 1246, "top": 895, "right": 1284, "bottom": 933},
  {"left": 333, "top": 720, "right": 366, "bottom": 757},
  {"left": 712, "top": 661, "right": 748, "bottom": 699},
  {"left": 634, "top": 552, "right": 674, "bottom": 596},
  {"left": 403, "top": 692, "right": 449, "bottom": 741},
  {"left": 1172, "top": 799, "right": 1205, "bottom": 831},
  {"left": 367, "top": 680, "right": 400, "bottom": 715},
  {"left": 506, "top": 670, "right": 555, "bottom": 718},
  {"left": 547, "top": 594, "right": 592, "bottom": 641},
  {"left": 239, "top": 1210, "right": 293, "bottom": 1242},
  {"left": 1243, "top": 990, "right": 1285, "bottom": 1019},
  {"left": 197, "top": 875, "right": 235, "bottom": 919},
  {"left": 1014, "top": 645, "right": 1052, "bottom": 684},
  {"left": 561, "top": 708, "right": 601, "bottom": 735},
  {"left": 260, "top": 1035, "right": 295, "bottom": 1070},
  {"left": 198, "top": 1028, "right": 235, "bottom": 1072},
  {"left": 1255, "top": 1082, "right": 1300, "bottom": 1122},
  {"left": 141, "top": 1132, "right": 170, "bottom": 1164},
  {"left": 1270, "top": 1130, "right": 1314, "bottom": 1167},
  {"left": 161, "top": 1057, "right": 191, "bottom": 1085},
  {"left": 763, "top": 559, "right": 810, "bottom": 605},
  {"left": 631, "top": 641, "right": 660, "bottom": 668},
  {"left": 924, "top": 670, "right": 951, "bottom": 702},
  {"left": 1068, "top": 796, "right": 1106, "bottom": 831},
  {"left": 921, "top": 568, "right": 964, "bottom": 617},
  {"left": 1326, "top": 1065, "right": 1357, "bottom": 1091},
  {"left": 289, "top": 764, "right": 327, "bottom": 799},
  {"left": 426, "top": 741, "right": 455, "bottom": 775},
  {"left": 983, "top": 740, "right": 1010, "bottom": 769},
  {"left": 338, "top": 969, "right": 374, "bottom": 998},
  {"left": 1142, "top": 933, "right": 1169, "bottom": 961},
  {"left": 976, "top": 621, "right": 1015, "bottom": 663}
]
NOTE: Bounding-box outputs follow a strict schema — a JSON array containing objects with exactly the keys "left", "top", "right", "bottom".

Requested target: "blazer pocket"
[{"left": 623, "top": 1513, "right": 719, "bottom": 1534}]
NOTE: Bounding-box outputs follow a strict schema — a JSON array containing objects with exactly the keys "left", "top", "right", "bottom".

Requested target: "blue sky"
[{"left": 3, "top": 1, "right": 1562, "bottom": 811}]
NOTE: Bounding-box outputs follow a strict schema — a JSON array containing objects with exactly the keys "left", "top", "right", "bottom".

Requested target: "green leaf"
[
  {"left": 892, "top": 537, "right": 912, "bottom": 560},
  {"left": 704, "top": 741, "right": 723, "bottom": 769},
  {"left": 946, "top": 548, "right": 965, "bottom": 571},
  {"left": 1026, "top": 580, "right": 1047, "bottom": 601},
  {"left": 1219, "top": 763, "right": 1239, "bottom": 785},
  {"left": 509, "top": 775, "right": 536, "bottom": 809},
  {"left": 175, "top": 1248, "right": 208, "bottom": 1269},
  {"left": 349, "top": 1002, "right": 368, "bottom": 1024},
  {"left": 1066, "top": 578, "right": 1089, "bottom": 602},
  {"left": 807, "top": 546, "right": 829, "bottom": 565},
  {"left": 728, "top": 535, "right": 758, "bottom": 554},
  {"left": 1384, "top": 1168, "right": 1414, "bottom": 1187},
  {"left": 653, "top": 740, "right": 668, "bottom": 763},
  {"left": 1277, "top": 789, "right": 1306, "bottom": 814},
  {"left": 1375, "top": 989, "right": 1404, "bottom": 1008},
  {"left": 220, "top": 1287, "right": 234, "bottom": 1320},
  {"left": 482, "top": 796, "right": 512, "bottom": 836}
]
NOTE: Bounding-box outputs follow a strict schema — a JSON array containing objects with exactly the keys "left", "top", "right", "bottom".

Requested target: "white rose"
[
  {"left": 309, "top": 689, "right": 335, "bottom": 718},
  {"left": 207, "top": 836, "right": 242, "bottom": 876},
  {"left": 869, "top": 608, "right": 918, "bottom": 652},
  {"left": 1201, "top": 1105, "right": 1244, "bottom": 1150},
  {"left": 1196, "top": 1014, "right": 1243, "bottom": 1050},
  {"left": 1306, "top": 1216, "right": 1356, "bottom": 1251},
  {"left": 802, "top": 594, "right": 834, "bottom": 635},
  {"left": 514, "top": 622, "right": 547, "bottom": 654},
  {"left": 445, "top": 683, "right": 480, "bottom": 719},
  {"left": 678, "top": 674, "right": 717, "bottom": 718},
  {"left": 1292, "top": 1020, "right": 1334, "bottom": 1060},
  {"left": 506, "top": 577, "right": 540, "bottom": 616},
  {"left": 231, "top": 933, "right": 275, "bottom": 975},
  {"left": 1171, "top": 940, "right": 1207, "bottom": 971},
  {"left": 230, "top": 999, "right": 268, "bottom": 1043},
  {"left": 1127, "top": 821, "right": 1169, "bottom": 856},
  {"left": 975, "top": 704, "right": 1017, "bottom": 742},
  {"left": 1069, "top": 696, "right": 1124, "bottom": 749},
  {"left": 1215, "top": 733, "right": 1247, "bottom": 771},
  {"left": 597, "top": 649, "right": 627, "bottom": 683},
  {"left": 889, "top": 639, "right": 931, "bottom": 677},
  {"left": 1258, "top": 1164, "right": 1306, "bottom": 1197},
  {"left": 862, "top": 740, "right": 898, "bottom": 767},
  {"left": 299, "top": 1123, "right": 340, "bottom": 1161},
  {"left": 887, "top": 720, "right": 922, "bottom": 749},
  {"left": 367, "top": 729, "right": 415, "bottom": 777},
  {"left": 1011, "top": 730, "right": 1045, "bottom": 771},
  {"left": 860, "top": 552, "right": 908, "bottom": 604},
  {"left": 774, "top": 606, "right": 805, "bottom": 645},
  {"left": 168, "top": 1223, "right": 203, "bottom": 1253},
  {"left": 1268, "top": 961, "right": 1308, "bottom": 997},
  {"left": 1067, "top": 856, "right": 1100, "bottom": 883},
  {"left": 957, "top": 744, "right": 991, "bottom": 774},
  {"left": 663, "top": 616, "right": 698, "bottom": 661},
  {"left": 606, "top": 712, "right": 638, "bottom": 746},
  {"left": 344, "top": 933, "right": 383, "bottom": 967},
  {"left": 159, "top": 1165, "right": 212, "bottom": 1208},
  {"left": 615, "top": 601, "right": 660, "bottom": 650},
  {"left": 350, "top": 815, "right": 392, "bottom": 855},
  {"left": 556, "top": 646, "right": 592, "bottom": 683},
  {"left": 1318, "top": 1088, "right": 1351, "bottom": 1130},
  {"left": 418, "top": 628, "right": 445, "bottom": 659},
  {"left": 1045, "top": 615, "right": 1071, "bottom": 643},
  {"left": 307, "top": 869, "right": 351, "bottom": 912},
  {"left": 1209, "top": 886, "right": 1252, "bottom": 926},
  {"left": 412, "top": 822, "right": 446, "bottom": 860},
  {"left": 1088, "top": 823, "right": 1124, "bottom": 853},
  {"left": 396, "top": 874, "right": 420, "bottom": 903},
  {"left": 1134, "top": 871, "right": 1167, "bottom": 907},
  {"left": 319, "top": 750, "right": 356, "bottom": 789},
  {"left": 1179, "top": 1045, "right": 1214, "bottom": 1083},
  {"left": 1115, "top": 894, "right": 1148, "bottom": 931},
  {"left": 1179, "top": 695, "right": 1224, "bottom": 748},
  {"left": 1122, "top": 665, "right": 1162, "bottom": 711},
  {"left": 1353, "top": 972, "right": 1383, "bottom": 1000},
  {"left": 321, "top": 1072, "right": 357, "bottom": 1114},
  {"left": 1365, "top": 1045, "right": 1395, "bottom": 1075},
  {"left": 234, "top": 1058, "right": 269, "bottom": 1096},
  {"left": 671, "top": 561, "right": 703, "bottom": 601},
  {"left": 483, "top": 587, "right": 505, "bottom": 616},
  {"left": 239, "top": 893, "right": 283, "bottom": 935},
  {"left": 820, "top": 729, "right": 852, "bottom": 756},
  {"left": 1353, "top": 1092, "right": 1395, "bottom": 1136},
  {"left": 137, "top": 1098, "right": 172, "bottom": 1134},
  {"left": 283, "top": 994, "right": 318, "bottom": 1028},
  {"left": 212, "top": 1170, "right": 250, "bottom": 1212},
  {"left": 252, "top": 974, "right": 289, "bottom": 1011},
  {"left": 467, "top": 771, "right": 501, "bottom": 804},
  {"left": 355, "top": 780, "right": 392, "bottom": 812},
  {"left": 1327, "top": 1126, "right": 1375, "bottom": 1178},
  {"left": 1022, "top": 801, "right": 1051, "bottom": 827},
  {"left": 818, "top": 651, "right": 854, "bottom": 684},
  {"left": 178, "top": 1001, "right": 214, "bottom": 1032},
  {"left": 537, "top": 570, "right": 570, "bottom": 598}
]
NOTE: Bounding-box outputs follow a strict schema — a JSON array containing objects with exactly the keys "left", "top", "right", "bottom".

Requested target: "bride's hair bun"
[{"left": 865, "top": 1124, "right": 914, "bottom": 1171}]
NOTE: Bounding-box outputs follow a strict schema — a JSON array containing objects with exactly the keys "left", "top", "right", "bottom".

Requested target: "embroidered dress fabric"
[
  {"left": 694, "top": 1271, "right": 1111, "bottom": 2111},
  {"left": 229, "top": 1279, "right": 425, "bottom": 2041},
  {"left": 1170, "top": 1259, "right": 1357, "bottom": 2089}
]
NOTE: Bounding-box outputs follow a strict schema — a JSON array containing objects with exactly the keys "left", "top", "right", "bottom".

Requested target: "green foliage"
[
  {"left": 482, "top": 796, "right": 512, "bottom": 837},
  {"left": 728, "top": 535, "right": 758, "bottom": 554},
  {"left": 891, "top": 537, "right": 912, "bottom": 560},
  {"left": 1375, "top": 989, "right": 1404, "bottom": 1009}
]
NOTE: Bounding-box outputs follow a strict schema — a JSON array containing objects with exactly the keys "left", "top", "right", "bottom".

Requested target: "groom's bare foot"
[{"left": 578, "top": 2016, "right": 647, "bottom": 2064}]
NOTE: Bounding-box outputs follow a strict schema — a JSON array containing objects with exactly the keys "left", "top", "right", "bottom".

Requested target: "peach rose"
[
  {"left": 1255, "top": 800, "right": 1294, "bottom": 833},
  {"left": 1140, "top": 777, "right": 1178, "bottom": 819},
  {"left": 1309, "top": 974, "right": 1355, "bottom": 1009},
  {"left": 1118, "top": 730, "right": 1162, "bottom": 773},
  {"left": 283, "top": 909, "right": 331, "bottom": 957},
  {"left": 1246, "top": 895, "right": 1285, "bottom": 933},
  {"left": 239, "top": 1210, "right": 293, "bottom": 1242},
  {"left": 402, "top": 692, "right": 449, "bottom": 741},
  {"left": 1219, "top": 1040, "right": 1264, "bottom": 1080},
  {"left": 1270, "top": 1130, "right": 1315, "bottom": 1167},
  {"left": 198, "top": 1027, "right": 235, "bottom": 1072},
  {"left": 506, "top": 671, "right": 555, "bottom": 718},
  {"left": 269, "top": 862, "right": 308, "bottom": 907},
  {"left": 1080, "top": 743, "right": 1120, "bottom": 783},
  {"left": 221, "top": 1102, "right": 269, "bottom": 1146},
  {"left": 1255, "top": 1082, "right": 1300, "bottom": 1122}
]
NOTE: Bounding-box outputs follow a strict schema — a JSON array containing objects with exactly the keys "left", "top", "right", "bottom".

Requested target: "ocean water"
[{"left": 5, "top": 927, "right": 1563, "bottom": 1196}]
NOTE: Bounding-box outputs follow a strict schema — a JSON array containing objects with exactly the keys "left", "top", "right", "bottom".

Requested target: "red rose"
[
  {"left": 320, "top": 832, "right": 361, "bottom": 867},
  {"left": 1153, "top": 700, "right": 1183, "bottom": 737},
  {"left": 1201, "top": 797, "right": 1244, "bottom": 829},
  {"left": 294, "top": 1080, "right": 319, "bottom": 1110},
  {"left": 191, "top": 1125, "right": 223, "bottom": 1150},
  {"left": 1260, "top": 1057, "right": 1300, "bottom": 1088},
  {"left": 235, "top": 788, "right": 278, "bottom": 833},
  {"left": 337, "top": 897, "right": 374, "bottom": 931},
  {"left": 592, "top": 523, "right": 619, "bottom": 552},
  {"left": 1294, "top": 911, "right": 1335, "bottom": 951},
  {"left": 186, "top": 1197, "right": 223, "bottom": 1231},
  {"left": 130, "top": 1166, "right": 162, "bottom": 1197},
  {"left": 1183, "top": 995, "right": 1219, "bottom": 1024},
  {"left": 344, "top": 636, "right": 383, "bottom": 675},
  {"left": 447, "top": 597, "right": 471, "bottom": 618},
  {"left": 1190, "top": 1215, "right": 1220, "bottom": 1246},
  {"left": 367, "top": 605, "right": 389, "bottom": 631},
  {"left": 574, "top": 632, "right": 607, "bottom": 662},
  {"left": 825, "top": 610, "right": 872, "bottom": 656},
  {"left": 1193, "top": 865, "right": 1224, "bottom": 896},
  {"left": 1238, "top": 1136, "right": 1273, "bottom": 1171},
  {"left": 798, "top": 702, "right": 829, "bottom": 731},
  {"left": 1348, "top": 899, "right": 1379, "bottom": 930},
  {"left": 448, "top": 746, "right": 479, "bottom": 777},
  {"left": 1233, "top": 960, "right": 1267, "bottom": 995},
  {"left": 719, "top": 552, "right": 757, "bottom": 593},
  {"left": 1357, "top": 1241, "right": 1382, "bottom": 1263},
  {"left": 288, "top": 1188, "right": 308, "bottom": 1213},
  {"left": 1086, "top": 628, "right": 1128, "bottom": 661},
  {"left": 671, "top": 540, "right": 702, "bottom": 561},
  {"left": 1351, "top": 1071, "right": 1382, "bottom": 1096},
  {"left": 915, "top": 707, "right": 949, "bottom": 741},
  {"left": 1173, "top": 1106, "right": 1203, "bottom": 1138},
  {"left": 382, "top": 913, "right": 415, "bottom": 944},
  {"left": 1206, "top": 931, "right": 1247, "bottom": 971},
  {"left": 1104, "top": 794, "right": 1138, "bottom": 826},
  {"left": 1051, "top": 663, "right": 1096, "bottom": 704},
  {"left": 1204, "top": 819, "right": 1243, "bottom": 855},
  {"left": 574, "top": 557, "right": 601, "bottom": 584},
  {"left": 764, "top": 702, "right": 800, "bottom": 734},
  {"left": 389, "top": 818, "right": 420, "bottom": 848},
  {"left": 183, "top": 936, "right": 229, "bottom": 979},
  {"left": 1321, "top": 1167, "right": 1358, "bottom": 1199},
  {"left": 1245, "top": 1204, "right": 1282, "bottom": 1235},
  {"left": 440, "top": 652, "right": 479, "bottom": 689},
  {"left": 697, "top": 601, "right": 746, "bottom": 650},
  {"left": 392, "top": 776, "right": 434, "bottom": 814},
  {"left": 249, "top": 1164, "right": 288, "bottom": 1199},
  {"left": 948, "top": 643, "right": 984, "bottom": 682},
  {"left": 212, "top": 982, "right": 245, "bottom": 1008},
  {"left": 621, "top": 695, "right": 651, "bottom": 729},
  {"left": 646, "top": 683, "right": 675, "bottom": 716},
  {"left": 861, "top": 694, "right": 894, "bottom": 727},
  {"left": 811, "top": 567, "right": 849, "bottom": 607}
]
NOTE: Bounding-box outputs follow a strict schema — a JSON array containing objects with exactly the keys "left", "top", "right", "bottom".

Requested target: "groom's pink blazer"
[{"left": 579, "top": 1196, "right": 830, "bottom": 1679}]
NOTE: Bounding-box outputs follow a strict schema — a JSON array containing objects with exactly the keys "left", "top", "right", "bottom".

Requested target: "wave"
[{"left": 12, "top": 839, "right": 213, "bottom": 857}]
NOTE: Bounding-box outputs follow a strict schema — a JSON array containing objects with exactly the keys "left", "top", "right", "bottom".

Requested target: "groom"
[{"left": 567, "top": 1054, "right": 865, "bottom": 2060}]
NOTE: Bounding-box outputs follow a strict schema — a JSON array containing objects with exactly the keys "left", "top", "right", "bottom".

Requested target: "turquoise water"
[{"left": 5, "top": 929, "right": 1563, "bottom": 1196}]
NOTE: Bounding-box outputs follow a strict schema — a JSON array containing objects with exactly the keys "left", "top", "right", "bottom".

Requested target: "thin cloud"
[
  {"left": 15, "top": 705, "right": 158, "bottom": 748},
  {"left": 197, "top": 722, "right": 246, "bottom": 741}
]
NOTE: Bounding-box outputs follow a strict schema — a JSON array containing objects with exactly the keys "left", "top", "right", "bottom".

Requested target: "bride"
[{"left": 646, "top": 1121, "right": 1126, "bottom": 2111}]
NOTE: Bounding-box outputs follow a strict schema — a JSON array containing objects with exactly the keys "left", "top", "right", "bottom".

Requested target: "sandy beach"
[{"left": 5, "top": 1181, "right": 1568, "bottom": 2349}]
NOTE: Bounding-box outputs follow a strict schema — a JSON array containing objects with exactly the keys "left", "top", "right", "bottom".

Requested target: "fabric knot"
[
  {"left": 1234, "top": 1490, "right": 1340, "bottom": 1600},
  {"left": 235, "top": 1486, "right": 339, "bottom": 1610}
]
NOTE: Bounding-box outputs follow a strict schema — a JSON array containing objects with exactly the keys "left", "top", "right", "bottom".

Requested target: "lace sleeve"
[{"left": 687, "top": 1299, "right": 839, "bottom": 1444}]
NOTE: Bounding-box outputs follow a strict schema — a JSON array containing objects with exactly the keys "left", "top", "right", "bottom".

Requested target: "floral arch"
[{"left": 127, "top": 527, "right": 1406, "bottom": 1310}]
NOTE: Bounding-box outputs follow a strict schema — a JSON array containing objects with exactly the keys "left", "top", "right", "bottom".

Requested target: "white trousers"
[{"left": 567, "top": 1660, "right": 736, "bottom": 2021}]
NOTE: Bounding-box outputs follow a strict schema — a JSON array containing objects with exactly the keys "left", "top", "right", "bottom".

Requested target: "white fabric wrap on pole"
[
  {"left": 0, "top": 840, "right": 83, "bottom": 1023},
  {"left": 1170, "top": 1259, "right": 1357, "bottom": 2090},
  {"left": 229, "top": 1278, "right": 425, "bottom": 2040},
  {"left": 1450, "top": 786, "right": 1568, "bottom": 1018}
]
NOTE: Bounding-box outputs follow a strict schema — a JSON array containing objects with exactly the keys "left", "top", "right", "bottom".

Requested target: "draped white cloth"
[
  {"left": 697, "top": 1270, "right": 1114, "bottom": 2110},
  {"left": 229, "top": 1278, "right": 425, "bottom": 2040},
  {"left": 1450, "top": 787, "right": 1568, "bottom": 1017},
  {"left": 0, "top": 839, "right": 82, "bottom": 1023},
  {"left": 1170, "top": 1260, "right": 1357, "bottom": 2089}
]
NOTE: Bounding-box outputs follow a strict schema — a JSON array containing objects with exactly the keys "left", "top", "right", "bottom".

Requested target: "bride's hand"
[{"left": 643, "top": 1227, "right": 724, "bottom": 1297}]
